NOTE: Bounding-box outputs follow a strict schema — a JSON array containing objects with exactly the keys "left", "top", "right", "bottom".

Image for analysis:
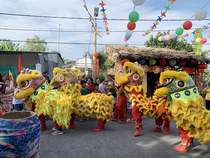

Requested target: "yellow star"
[
  {"left": 101, "top": 13, "right": 107, "bottom": 17},
  {"left": 189, "top": 32, "right": 192, "bottom": 36},
  {"left": 207, "top": 36, "right": 210, "bottom": 38},
  {"left": 149, "top": 28, "right": 153, "bottom": 31},
  {"left": 181, "top": 35, "right": 184, "bottom": 38},
  {"left": 155, "top": 21, "right": 159, "bottom": 25},
  {"left": 168, "top": 0, "right": 176, "bottom": 4}
]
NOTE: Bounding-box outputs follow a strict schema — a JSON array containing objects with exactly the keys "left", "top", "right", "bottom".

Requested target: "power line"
[
  {"left": 1, "top": 39, "right": 210, "bottom": 46},
  {"left": 0, "top": 12, "right": 209, "bottom": 21},
  {"left": 0, "top": 27, "right": 209, "bottom": 33}
]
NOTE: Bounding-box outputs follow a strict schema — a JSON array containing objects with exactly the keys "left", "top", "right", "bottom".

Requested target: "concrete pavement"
[{"left": 38, "top": 116, "right": 210, "bottom": 158}]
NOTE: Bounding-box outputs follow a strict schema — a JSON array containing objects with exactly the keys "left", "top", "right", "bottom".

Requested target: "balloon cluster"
[
  {"left": 143, "top": 0, "right": 176, "bottom": 37},
  {"left": 158, "top": 9, "right": 208, "bottom": 43},
  {"left": 99, "top": 1, "right": 109, "bottom": 35},
  {"left": 124, "top": 0, "right": 145, "bottom": 42},
  {"left": 83, "top": 0, "right": 101, "bottom": 37}
]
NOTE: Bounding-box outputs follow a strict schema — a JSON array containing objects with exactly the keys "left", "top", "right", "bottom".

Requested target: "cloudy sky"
[{"left": 0, "top": 0, "right": 209, "bottom": 60}]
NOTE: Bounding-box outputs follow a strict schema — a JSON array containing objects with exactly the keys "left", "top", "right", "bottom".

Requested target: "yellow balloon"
[
  {"left": 196, "top": 38, "right": 201, "bottom": 43},
  {"left": 149, "top": 59, "right": 156, "bottom": 65},
  {"left": 158, "top": 36, "right": 162, "bottom": 41}
]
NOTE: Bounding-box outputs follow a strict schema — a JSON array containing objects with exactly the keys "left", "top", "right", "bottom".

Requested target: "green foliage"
[
  {"left": 144, "top": 31, "right": 193, "bottom": 52},
  {"left": 200, "top": 91, "right": 206, "bottom": 98},
  {"left": 0, "top": 39, "right": 22, "bottom": 51},
  {"left": 88, "top": 49, "right": 107, "bottom": 79},
  {"left": 192, "top": 31, "right": 203, "bottom": 55},
  {"left": 108, "top": 87, "right": 116, "bottom": 97},
  {"left": 104, "top": 59, "right": 114, "bottom": 66},
  {"left": 23, "top": 35, "right": 49, "bottom": 52},
  {"left": 63, "top": 58, "right": 75, "bottom": 68}
]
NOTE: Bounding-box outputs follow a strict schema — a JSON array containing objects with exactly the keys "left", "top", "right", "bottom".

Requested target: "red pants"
[
  {"left": 132, "top": 104, "right": 142, "bottom": 122},
  {"left": 113, "top": 95, "right": 127, "bottom": 122},
  {"left": 32, "top": 102, "right": 46, "bottom": 130},
  {"left": 155, "top": 117, "right": 170, "bottom": 132},
  {"left": 70, "top": 113, "right": 75, "bottom": 127},
  {"left": 98, "top": 119, "right": 106, "bottom": 128},
  {"left": 178, "top": 127, "right": 191, "bottom": 141}
]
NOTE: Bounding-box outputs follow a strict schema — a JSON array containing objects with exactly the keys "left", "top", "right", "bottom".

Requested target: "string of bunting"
[
  {"left": 83, "top": 0, "right": 101, "bottom": 37},
  {"left": 142, "top": 0, "right": 177, "bottom": 37},
  {"left": 99, "top": 1, "right": 109, "bottom": 35},
  {"left": 124, "top": 0, "right": 146, "bottom": 42}
]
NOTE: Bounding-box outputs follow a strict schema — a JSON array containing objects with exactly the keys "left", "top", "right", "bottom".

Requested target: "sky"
[{"left": 0, "top": 0, "right": 209, "bottom": 60}]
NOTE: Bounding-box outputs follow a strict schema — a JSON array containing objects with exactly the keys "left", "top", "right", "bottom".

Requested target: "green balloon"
[
  {"left": 176, "top": 27, "right": 184, "bottom": 35},
  {"left": 129, "top": 11, "right": 139, "bottom": 23}
]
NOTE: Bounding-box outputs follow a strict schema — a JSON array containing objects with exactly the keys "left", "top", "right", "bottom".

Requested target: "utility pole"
[
  {"left": 58, "top": 24, "right": 61, "bottom": 52},
  {"left": 93, "top": 7, "right": 99, "bottom": 79}
]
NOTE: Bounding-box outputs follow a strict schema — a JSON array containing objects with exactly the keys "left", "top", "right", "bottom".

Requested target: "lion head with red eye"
[
  {"left": 115, "top": 59, "right": 145, "bottom": 85},
  {"left": 15, "top": 69, "right": 46, "bottom": 100}
]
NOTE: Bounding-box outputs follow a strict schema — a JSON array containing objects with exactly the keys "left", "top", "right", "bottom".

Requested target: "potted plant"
[{"left": 105, "top": 59, "right": 114, "bottom": 69}]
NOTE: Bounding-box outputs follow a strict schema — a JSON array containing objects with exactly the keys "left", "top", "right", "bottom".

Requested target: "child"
[
  {"left": 126, "top": 94, "right": 133, "bottom": 123},
  {"left": 13, "top": 87, "right": 24, "bottom": 111},
  {"left": 93, "top": 83, "right": 101, "bottom": 93},
  {"left": 5, "top": 79, "right": 14, "bottom": 110},
  {"left": 80, "top": 80, "right": 90, "bottom": 121}
]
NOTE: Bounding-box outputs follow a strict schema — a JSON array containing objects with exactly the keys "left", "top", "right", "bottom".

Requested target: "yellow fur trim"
[
  {"left": 115, "top": 73, "right": 129, "bottom": 84},
  {"left": 15, "top": 87, "right": 34, "bottom": 100},
  {"left": 154, "top": 87, "right": 169, "bottom": 96},
  {"left": 124, "top": 85, "right": 145, "bottom": 93},
  {"left": 171, "top": 96, "right": 210, "bottom": 144},
  {"left": 160, "top": 71, "right": 189, "bottom": 85},
  {"left": 53, "top": 67, "right": 68, "bottom": 77},
  {"left": 16, "top": 70, "right": 41, "bottom": 86}
]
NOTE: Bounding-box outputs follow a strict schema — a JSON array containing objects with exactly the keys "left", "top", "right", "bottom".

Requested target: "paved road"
[{"left": 39, "top": 116, "right": 210, "bottom": 158}]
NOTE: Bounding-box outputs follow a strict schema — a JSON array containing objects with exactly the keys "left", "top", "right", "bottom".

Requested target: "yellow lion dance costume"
[
  {"left": 154, "top": 70, "right": 210, "bottom": 152},
  {"left": 115, "top": 59, "right": 172, "bottom": 136},
  {"left": 15, "top": 68, "right": 114, "bottom": 131}
]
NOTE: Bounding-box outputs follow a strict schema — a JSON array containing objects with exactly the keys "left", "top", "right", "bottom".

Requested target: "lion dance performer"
[
  {"left": 114, "top": 59, "right": 172, "bottom": 136},
  {"left": 50, "top": 67, "right": 114, "bottom": 132},
  {"left": 154, "top": 70, "right": 210, "bottom": 152},
  {"left": 15, "top": 68, "right": 114, "bottom": 135}
]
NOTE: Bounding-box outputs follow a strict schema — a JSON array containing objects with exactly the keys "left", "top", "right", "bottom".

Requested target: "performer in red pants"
[
  {"left": 32, "top": 102, "right": 46, "bottom": 131},
  {"left": 153, "top": 117, "right": 170, "bottom": 134},
  {"left": 112, "top": 85, "right": 127, "bottom": 124},
  {"left": 174, "top": 127, "right": 194, "bottom": 152},
  {"left": 92, "top": 83, "right": 107, "bottom": 131}
]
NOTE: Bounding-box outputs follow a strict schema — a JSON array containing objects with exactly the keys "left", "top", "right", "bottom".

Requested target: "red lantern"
[
  {"left": 94, "top": 52, "right": 98, "bottom": 57},
  {"left": 197, "top": 63, "right": 207, "bottom": 70},
  {"left": 159, "top": 59, "right": 166, "bottom": 66},
  {"left": 183, "top": 21, "right": 192, "bottom": 30},
  {"left": 127, "top": 22, "right": 136, "bottom": 30}
]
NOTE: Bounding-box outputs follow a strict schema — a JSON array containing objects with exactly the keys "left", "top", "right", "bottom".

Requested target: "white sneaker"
[
  {"left": 51, "top": 130, "right": 63, "bottom": 135},
  {"left": 52, "top": 127, "right": 56, "bottom": 130},
  {"left": 126, "top": 118, "right": 131, "bottom": 123}
]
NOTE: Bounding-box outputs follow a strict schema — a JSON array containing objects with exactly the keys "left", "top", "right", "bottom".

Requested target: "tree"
[
  {"left": 23, "top": 35, "right": 48, "bottom": 52},
  {"left": 63, "top": 58, "right": 75, "bottom": 68},
  {"left": 144, "top": 31, "right": 193, "bottom": 52},
  {"left": 0, "top": 39, "right": 22, "bottom": 51},
  {"left": 88, "top": 49, "right": 107, "bottom": 79}
]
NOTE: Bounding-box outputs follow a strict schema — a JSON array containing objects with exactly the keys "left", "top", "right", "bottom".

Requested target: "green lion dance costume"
[
  {"left": 15, "top": 68, "right": 114, "bottom": 131},
  {"left": 154, "top": 70, "right": 210, "bottom": 152}
]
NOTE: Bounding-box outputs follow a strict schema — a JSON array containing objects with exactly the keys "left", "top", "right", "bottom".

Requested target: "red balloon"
[
  {"left": 127, "top": 22, "right": 136, "bottom": 30},
  {"left": 159, "top": 59, "right": 166, "bottom": 66},
  {"left": 94, "top": 52, "right": 98, "bottom": 57},
  {"left": 183, "top": 21, "right": 192, "bottom": 30}
]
